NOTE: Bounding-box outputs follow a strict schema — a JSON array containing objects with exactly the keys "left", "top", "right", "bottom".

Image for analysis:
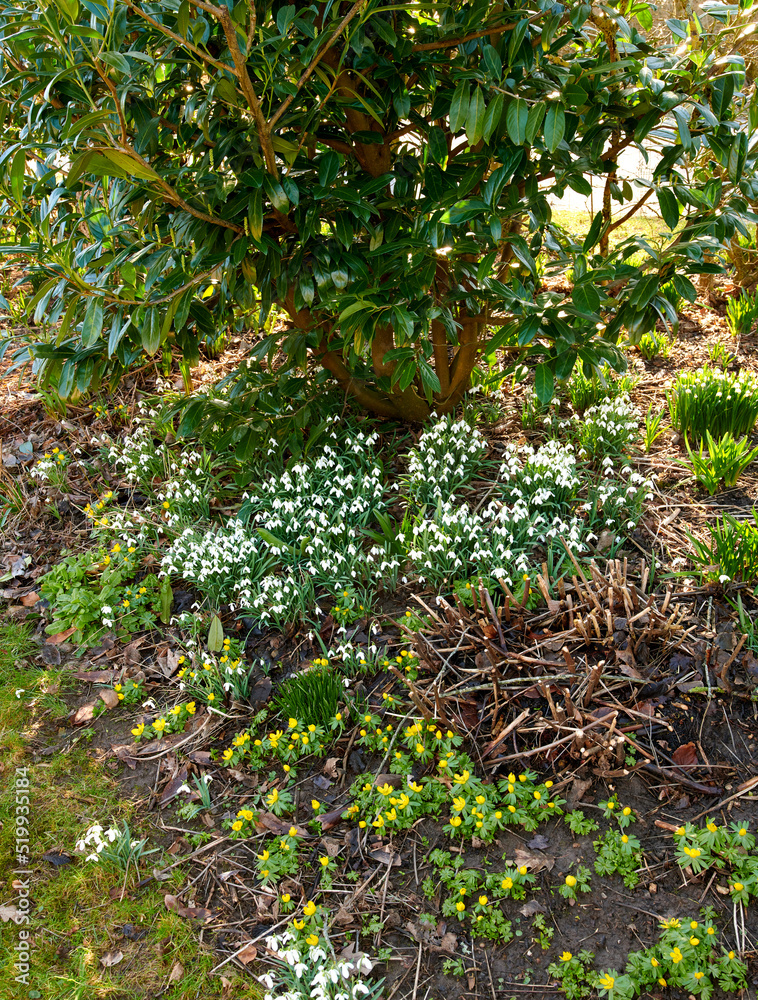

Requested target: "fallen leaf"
[
  {"left": 167, "top": 960, "right": 184, "bottom": 983},
  {"left": 72, "top": 702, "right": 96, "bottom": 725},
  {"left": 99, "top": 949, "right": 124, "bottom": 968},
  {"left": 672, "top": 742, "right": 698, "bottom": 767},
  {"left": 527, "top": 834, "right": 550, "bottom": 851},
  {"left": 20, "top": 592, "right": 39, "bottom": 607},
  {"left": 236, "top": 943, "right": 257, "bottom": 964},
  {"left": 255, "top": 813, "right": 308, "bottom": 837},
  {"left": 518, "top": 899, "right": 546, "bottom": 918},
  {"left": 0, "top": 904, "right": 23, "bottom": 923},
  {"left": 99, "top": 688, "right": 119, "bottom": 710},
  {"left": 42, "top": 851, "right": 74, "bottom": 868},
  {"left": 159, "top": 765, "right": 189, "bottom": 806},
  {"left": 333, "top": 907, "right": 354, "bottom": 927},
  {"left": 320, "top": 836, "right": 341, "bottom": 858},
  {"left": 566, "top": 777, "right": 593, "bottom": 809},
  {"left": 615, "top": 647, "right": 642, "bottom": 679},
  {"left": 324, "top": 757, "right": 340, "bottom": 779},
  {"left": 72, "top": 670, "right": 114, "bottom": 683},
  {"left": 163, "top": 894, "right": 212, "bottom": 922},
  {"left": 514, "top": 847, "right": 554, "bottom": 873},
  {"left": 46, "top": 626, "right": 77, "bottom": 645},
  {"left": 368, "top": 846, "right": 401, "bottom": 866}
]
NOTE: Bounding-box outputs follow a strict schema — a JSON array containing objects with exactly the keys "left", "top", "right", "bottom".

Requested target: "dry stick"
[
  {"left": 208, "top": 914, "right": 292, "bottom": 975},
  {"left": 374, "top": 855, "right": 394, "bottom": 949},
  {"left": 487, "top": 715, "right": 609, "bottom": 764},
  {"left": 411, "top": 940, "right": 423, "bottom": 1000},
  {"left": 482, "top": 708, "right": 531, "bottom": 759},
  {"left": 689, "top": 775, "right": 758, "bottom": 822}
]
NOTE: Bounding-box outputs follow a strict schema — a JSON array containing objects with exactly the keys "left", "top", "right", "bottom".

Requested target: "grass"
[{"left": 0, "top": 619, "right": 254, "bottom": 1000}]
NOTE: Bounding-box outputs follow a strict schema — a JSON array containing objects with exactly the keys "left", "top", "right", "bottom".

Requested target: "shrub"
[
  {"left": 0, "top": 1, "right": 752, "bottom": 419},
  {"left": 667, "top": 366, "right": 758, "bottom": 441}
]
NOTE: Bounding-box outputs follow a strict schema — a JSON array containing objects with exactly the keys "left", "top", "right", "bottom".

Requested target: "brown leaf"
[
  {"left": 167, "top": 961, "right": 184, "bottom": 983},
  {"left": 615, "top": 647, "right": 642, "bottom": 679},
  {"left": 111, "top": 745, "right": 137, "bottom": 770},
  {"left": 159, "top": 765, "right": 189, "bottom": 806},
  {"left": 20, "top": 592, "right": 39, "bottom": 607},
  {"left": 72, "top": 702, "right": 96, "bottom": 725},
  {"left": 320, "top": 836, "right": 341, "bottom": 858},
  {"left": 368, "top": 846, "right": 401, "bottom": 866},
  {"left": 513, "top": 847, "right": 554, "bottom": 873},
  {"left": 315, "top": 806, "right": 344, "bottom": 831},
  {"left": 518, "top": 899, "right": 546, "bottom": 918},
  {"left": 236, "top": 943, "right": 257, "bottom": 965},
  {"left": 255, "top": 813, "right": 308, "bottom": 837},
  {"left": 163, "top": 894, "right": 212, "bottom": 922},
  {"left": 0, "top": 904, "right": 23, "bottom": 923},
  {"left": 672, "top": 742, "right": 698, "bottom": 767},
  {"left": 99, "top": 688, "right": 119, "bottom": 710},
  {"left": 46, "top": 626, "right": 77, "bottom": 644},
  {"left": 324, "top": 757, "right": 340, "bottom": 779},
  {"left": 333, "top": 907, "right": 355, "bottom": 927},
  {"left": 72, "top": 670, "right": 114, "bottom": 683},
  {"left": 99, "top": 949, "right": 124, "bottom": 968}
]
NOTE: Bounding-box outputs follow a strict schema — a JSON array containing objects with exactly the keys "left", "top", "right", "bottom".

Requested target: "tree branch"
[
  {"left": 126, "top": 3, "right": 236, "bottom": 76},
  {"left": 268, "top": 0, "right": 366, "bottom": 130}
]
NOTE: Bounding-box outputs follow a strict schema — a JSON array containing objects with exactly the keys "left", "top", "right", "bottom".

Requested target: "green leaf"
[
  {"left": 177, "top": 0, "right": 190, "bottom": 37},
  {"left": 629, "top": 273, "right": 659, "bottom": 308},
  {"left": 582, "top": 211, "right": 604, "bottom": 252},
  {"left": 264, "top": 174, "right": 289, "bottom": 212},
  {"left": 10, "top": 149, "right": 25, "bottom": 205},
  {"left": 466, "top": 87, "right": 486, "bottom": 146},
  {"left": 440, "top": 198, "right": 489, "bottom": 225},
  {"left": 657, "top": 188, "right": 680, "bottom": 230},
  {"left": 534, "top": 363, "right": 554, "bottom": 404},
  {"left": 728, "top": 131, "right": 747, "bottom": 183},
  {"left": 52, "top": 0, "right": 79, "bottom": 20},
  {"left": 544, "top": 104, "right": 566, "bottom": 152},
  {"left": 207, "top": 615, "right": 224, "bottom": 652},
  {"left": 449, "top": 81, "right": 470, "bottom": 133},
  {"left": 248, "top": 188, "right": 263, "bottom": 240},
  {"left": 428, "top": 126, "right": 448, "bottom": 168},
  {"left": 506, "top": 98, "right": 528, "bottom": 145},
  {"left": 572, "top": 283, "right": 600, "bottom": 314},
  {"left": 141, "top": 307, "right": 161, "bottom": 355},
  {"left": 482, "top": 93, "right": 504, "bottom": 144},
  {"left": 319, "top": 150, "right": 341, "bottom": 188},
  {"left": 81, "top": 297, "right": 104, "bottom": 348},
  {"left": 525, "top": 102, "right": 546, "bottom": 145},
  {"left": 160, "top": 577, "right": 173, "bottom": 625}
]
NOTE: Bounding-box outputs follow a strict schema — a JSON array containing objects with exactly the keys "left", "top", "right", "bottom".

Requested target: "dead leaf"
[
  {"left": 615, "top": 647, "right": 642, "bottom": 679},
  {"left": 46, "top": 626, "right": 77, "bottom": 645},
  {"left": 672, "top": 742, "right": 698, "bottom": 767},
  {"left": 528, "top": 834, "right": 550, "bottom": 851},
  {"left": 323, "top": 757, "right": 340, "bottom": 779},
  {"left": 72, "top": 702, "right": 96, "bottom": 725},
  {"left": 99, "top": 688, "right": 119, "bottom": 710},
  {"left": 99, "top": 949, "right": 124, "bottom": 968},
  {"left": 320, "top": 836, "right": 341, "bottom": 858},
  {"left": 518, "top": 899, "right": 546, "bottom": 918},
  {"left": 255, "top": 813, "right": 308, "bottom": 837},
  {"left": 20, "top": 592, "right": 39, "bottom": 607},
  {"left": 167, "top": 961, "right": 184, "bottom": 983},
  {"left": 236, "top": 943, "right": 258, "bottom": 964},
  {"left": 72, "top": 670, "right": 114, "bottom": 683},
  {"left": 112, "top": 745, "right": 137, "bottom": 770},
  {"left": 566, "top": 777, "right": 593, "bottom": 810},
  {"left": 333, "top": 907, "right": 355, "bottom": 927},
  {"left": 514, "top": 847, "right": 554, "bottom": 873},
  {"left": 315, "top": 806, "right": 345, "bottom": 831},
  {"left": 159, "top": 765, "right": 189, "bottom": 806},
  {"left": 0, "top": 904, "right": 23, "bottom": 923},
  {"left": 163, "top": 894, "right": 212, "bottom": 922},
  {"left": 368, "top": 846, "right": 401, "bottom": 866}
]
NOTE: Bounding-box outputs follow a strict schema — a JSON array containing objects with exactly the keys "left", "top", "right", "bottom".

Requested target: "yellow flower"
[
  {"left": 222, "top": 748, "right": 234, "bottom": 760},
  {"left": 657, "top": 978, "right": 667, "bottom": 987},
  {"left": 232, "top": 821, "right": 242, "bottom": 832},
  {"left": 288, "top": 717, "right": 298, "bottom": 728},
  {"left": 478, "top": 895, "right": 488, "bottom": 906},
  {"left": 114, "top": 683, "right": 122, "bottom": 692},
  {"left": 311, "top": 799, "right": 320, "bottom": 810},
  {"left": 449, "top": 816, "right": 462, "bottom": 827},
  {"left": 598, "top": 974, "right": 614, "bottom": 989},
  {"left": 131, "top": 723, "right": 144, "bottom": 737},
  {"left": 186, "top": 702, "right": 196, "bottom": 715},
  {"left": 289, "top": 826, "right": 298, "bottom": 837},
  {"left": 623, "top": 807, "right": 631, "bottom": 816},
  {"left": 415, "top": 743, "right": 425, "bottom": 754},
  {"left": 162, "top": 500, "right": 170, "bottom": 509},
  {"left": 266, "top": 789, "right": 279, "bottom": 805},
  {"left": 258, "top": 849, "right": 270, "bottom": 861},
  {"left": 153, "top": 718, "right": 166, "bottom": 732},
  {"left": 707, "top": 821, "right": 718, "bottom": 833},
  {"left": 475, "top": 795, "right": 485, "bottom": 805},
  {"left": 117, "top": 693, "right": 124, "bottom": 701},
  {"left": 560, "top": 952, "right": 572, "bottom": 962},
  {"left": 372, "top": 816, "right": 384, "bottom": 828},
  {"left": 207, "top": 693, "right": 215, "bottom": 701},
  {"left": 294, "top": 919, "right": 304, "bottom": 930},
  {"left": 650, "top": 957, "right": 658, "bottom": 968},
  {"left": 669, "top": 947, "right": 683, "bottom": 964},
  {"left": 456, "top": 901, "right": 465, "bottom": 912},
  {"left": 112, "top": 543, "right": 121, "bottom": 553},
  {"left": 303, "top": 901, "right": 316, "bottom": 916},
  {"left": 501, "top": 877, "right": 513, "bottom": 890},
  {"left": 693, "top": 972, "right": 704, "bottom": 981},
  {"left": 732, "top": 882, "right": 744, "bottom": 892},
  {"left": 319, "top": 856, "right": 329, "bottom": 867},
  {"left": 281, "top": 893, "right": 291, "bottom": 903},
  {"left": 452, "top": 796, "right": 466, "bottom": 812},
  {"left": 690, "top": 936, "right": 699, "bottom": 946},
  {"left": 306, "top": 934, "right": 319, "bottom": 946},
  {"left": 728, "top": 951, "right": 736, "bottom": 959},
  {"left": 518, "top": 865, "right": 527, "bottom": 875},
  {"left": 565, "top": 875, "right": 576, "bottom": 887}
]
